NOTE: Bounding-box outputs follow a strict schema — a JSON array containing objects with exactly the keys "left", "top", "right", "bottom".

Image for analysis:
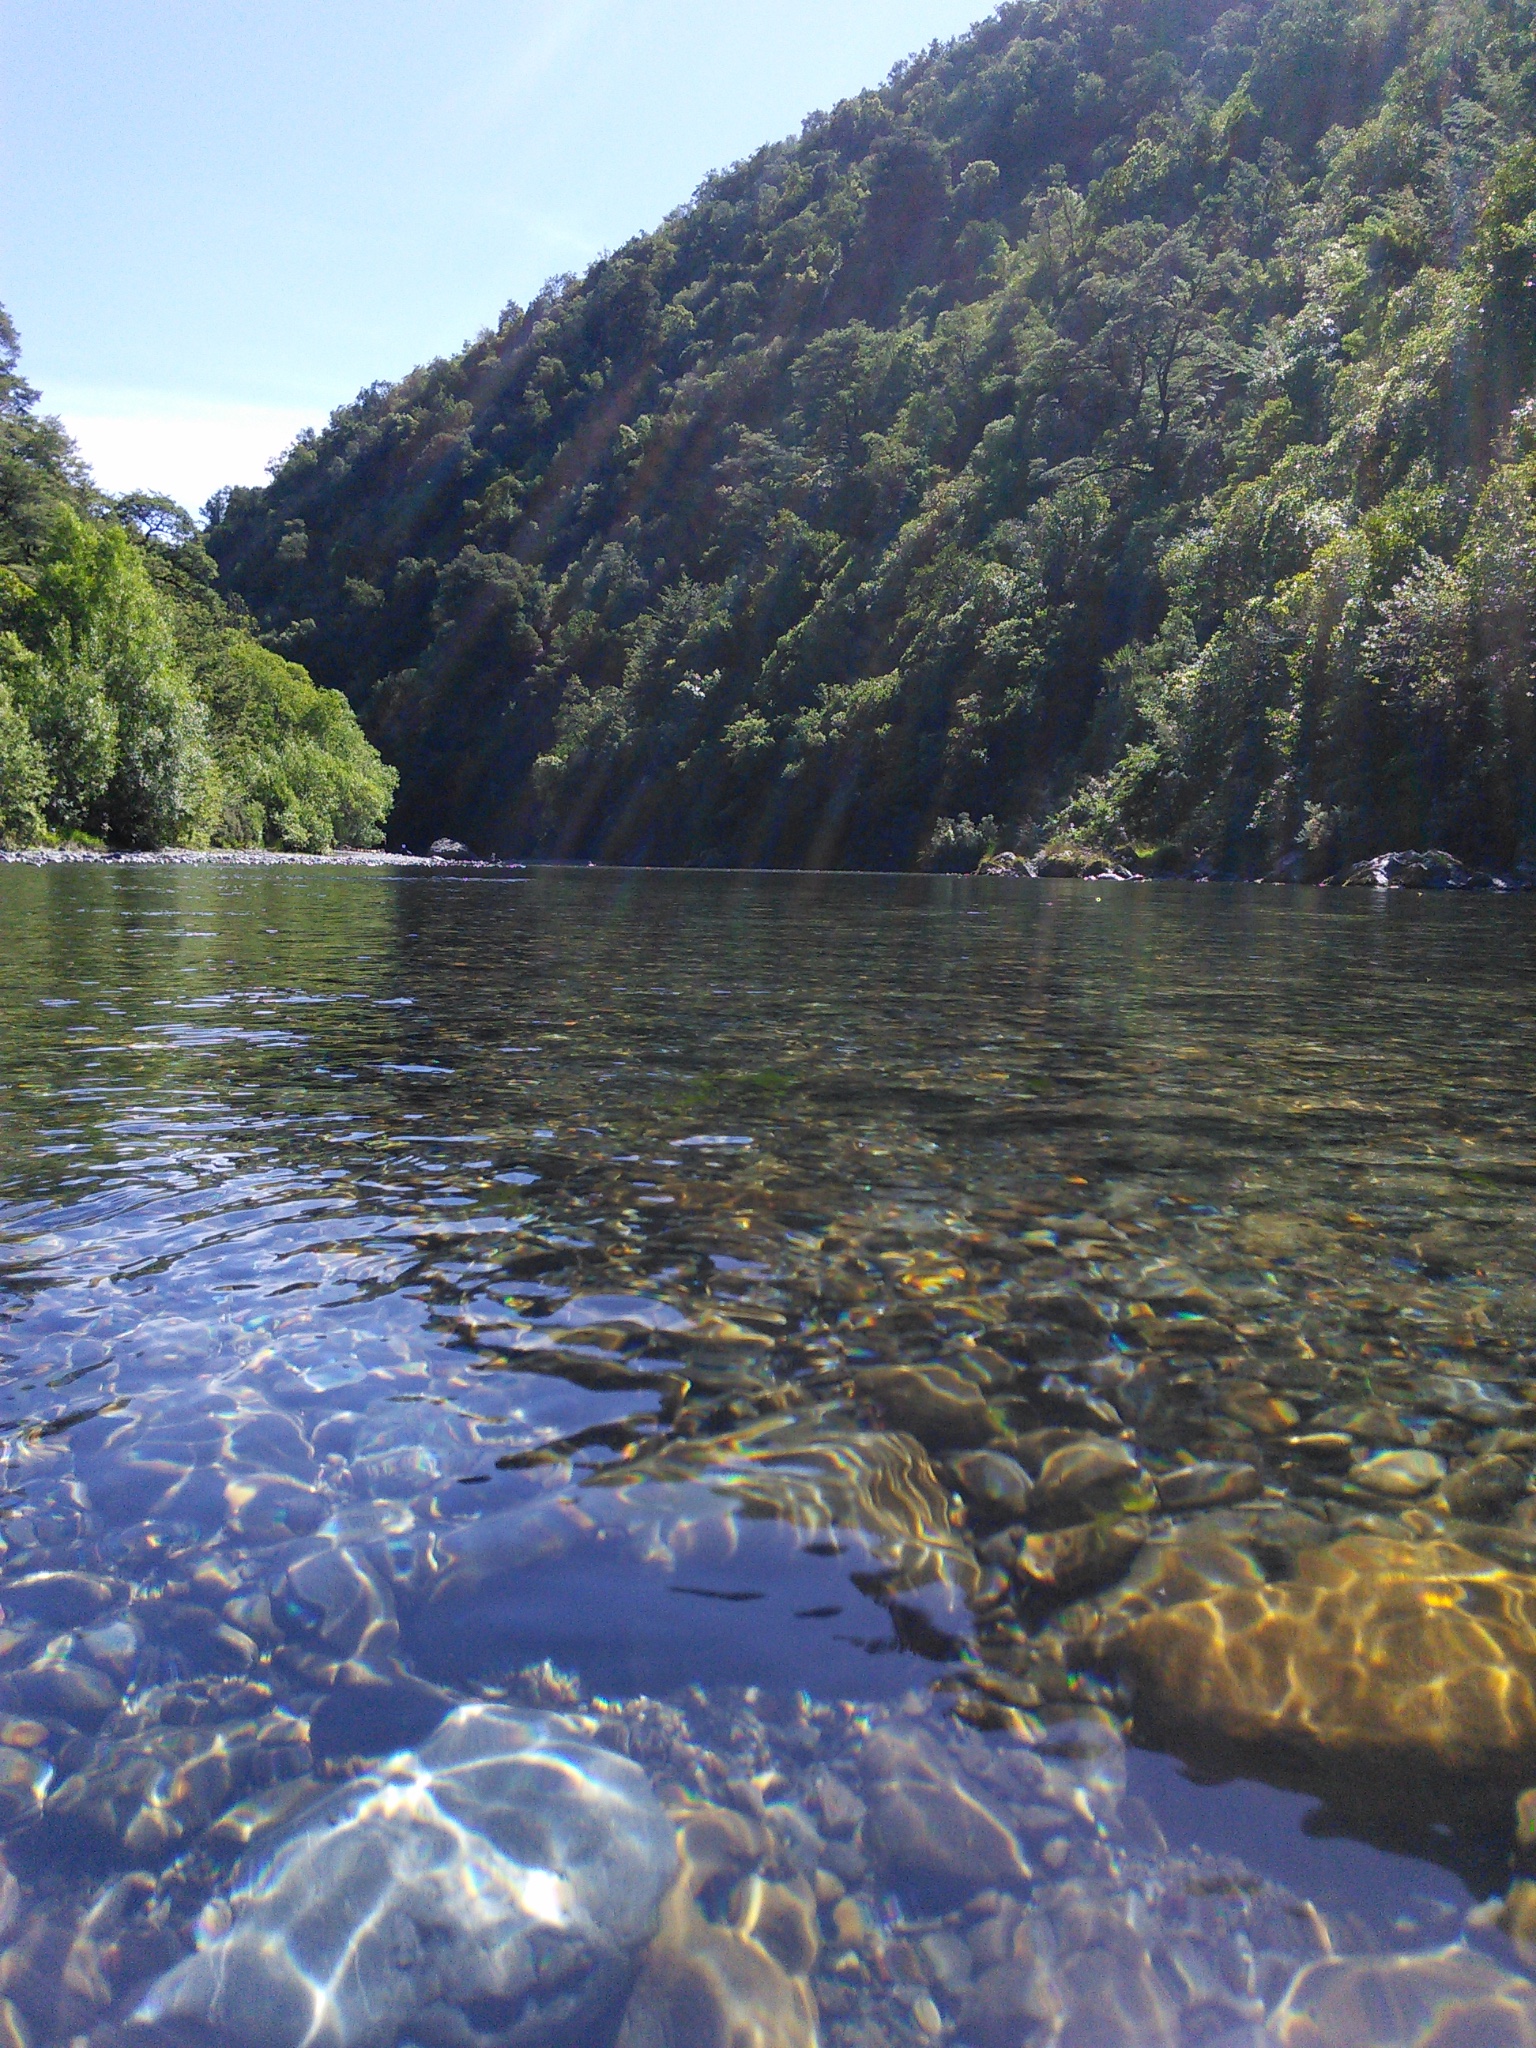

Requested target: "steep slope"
[{"left": 207, "top": 0, "right": 1536, "bottom": 872}]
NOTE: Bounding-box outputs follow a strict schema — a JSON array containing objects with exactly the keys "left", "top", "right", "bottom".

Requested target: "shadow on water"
[
  {"left": 1129, "top": 1744, "right": 1497, "bottom": 1924},
  {"left": 402, "top": 1489, "right": 971, "bottom": 1702}
]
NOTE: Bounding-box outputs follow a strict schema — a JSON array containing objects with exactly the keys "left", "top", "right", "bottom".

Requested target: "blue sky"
[{"left": 5, "top": 0, "right": 992, "bottom": 512}]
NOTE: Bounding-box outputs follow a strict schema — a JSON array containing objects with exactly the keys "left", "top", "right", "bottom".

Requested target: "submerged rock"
[
  {"left": 0, "top": 1748, "right": 51, "bottom": 1828},
  {"left": 3, "top": 1643, "right": 120, "bottom": 1730},
  {"left": 1030, "top": 1439, "right": 1151, "bottom": 1527},
  {"left": 269, "top": 1537, "right": 400, "bottom": 1680},
  {"left": 951, "top": 1449, "right": 1033, "bottom": 1523},
  {"left": 1155, "top": 1460, "right": 1262, "bottom": 1511},
  {"left": 1096, "top": 1534, "right": 1536, "bottom": 1783},
  {"left": 1265, "top": 1944, "right": 1536, "bottom": 2045},
  {"left": 79, "top": 1386, "right": 325, "bottom": 1543},
  {"left": 856, "top": 1364, "right": 999, "bottom": 1448},
  {"left": 133, "top": 1703, "right": 677, "bottom": 2048},
  {"left": 958, "top": 1968, "right": 1060, "bottom": 2047},
  {"left": 954, "top": 1849, "right": 1318, "bottom": 2048},
  {"left": 1352, "top": 1450, "right": 1446, "bottom": 1498},
  {"left": 1017, "top": 1518, "right": 1147, "bottom": 1601},
  {"left": 1043, "top": 1892, "right": 1181, "bottom": 2047},
  {"left": 860, "top": 1727, "right": 1030, "bottom": 1898},
  {"left": 1443, "top": 1452, "right": 1528, "bottom": 1521},
  {"left": 1419, "top": 1375, "right": 1530, "bottom": 1427},
  {"left": 605, "top": 1413, "right": 975, "bottom": 1587},
  {"left": 39, "top": 1697, "right": 308, "bottom": 1867},
  {"left": 1, "top": 1572, "right": 124, "bottom": 1629},
  {"left": 615, "top": 1804, "right": 818, "bottom": 2048},
  {"left": 1491, "top": 1878, "right": 1536, "bottom": 1965}
]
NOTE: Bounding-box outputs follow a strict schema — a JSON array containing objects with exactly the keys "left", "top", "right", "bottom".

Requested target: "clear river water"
[{"left": 2, "top": 860, "right": 1536, "bottom": 2048}]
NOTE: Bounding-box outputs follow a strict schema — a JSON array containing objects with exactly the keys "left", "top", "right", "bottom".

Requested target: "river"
[{"left": 1, "top": 862, "right": 1534, "bottom": 2046}]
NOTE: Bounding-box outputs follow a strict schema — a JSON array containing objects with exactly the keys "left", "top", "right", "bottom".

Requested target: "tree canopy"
[
  {"left": 209, "top": 0, "right": 1536, "bottom": 871},
  {"left": 0, "top": 313, "right": 396, "bottom": 853}
]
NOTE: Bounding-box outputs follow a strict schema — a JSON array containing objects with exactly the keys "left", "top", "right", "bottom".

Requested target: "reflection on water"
[{"left": 1, "top": 864, "right": 1535, "bottom": 2044}]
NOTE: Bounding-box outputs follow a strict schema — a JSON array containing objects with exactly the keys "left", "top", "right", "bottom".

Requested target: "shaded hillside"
[{"left": 209, "top": 0, "right": 1536, "bottom": 871}]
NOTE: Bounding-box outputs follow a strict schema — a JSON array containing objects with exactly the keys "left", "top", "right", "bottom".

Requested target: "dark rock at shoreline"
[
  {"left": 1307, "top": 847, "right": 1532, "bottom": 889},
  {"left": 978, "top": 849, "right": 1142, "bottom": 882},
  {"left": 981, "top": 842, "right": 1536, "bottom": 888},
  {"left": 1324, "top": 848, "right": 1506, "bottom": 890}
]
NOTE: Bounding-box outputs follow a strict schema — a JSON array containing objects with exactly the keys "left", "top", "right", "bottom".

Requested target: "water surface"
[{"left": 2, "top": 864, "right": 1535, "bottom": 2044}]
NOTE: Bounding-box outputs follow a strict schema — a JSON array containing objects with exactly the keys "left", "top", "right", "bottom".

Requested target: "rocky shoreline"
[
  {"left": 2, "top": 843, "right": 1530, "bottom": 889},
  {"left": 0, "top": 847, "right": 518, "bottom": 870},
  {"left": 978, "top": 845, "right": 1536, "bottom": 889}
]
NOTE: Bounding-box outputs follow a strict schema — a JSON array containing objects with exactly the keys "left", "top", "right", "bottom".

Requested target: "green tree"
[
  {"left": 188, "top": 631, "right": 397, "bottom": 850},
  {"left": 0, "top": 639, "right": 49, "bottom": 843},
  {"left": 0, "top": 308, "right": 399, "bottom": 852},
  {"left": 2, "top": 508, "right": 218, "bottom": 845}
]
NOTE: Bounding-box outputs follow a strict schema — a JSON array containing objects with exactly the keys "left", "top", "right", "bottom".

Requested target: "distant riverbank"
[
  {"left": 5, "top": 843, "right": 1532, "bottom": 888},
  {"left": 0, "top": 847, "right": 493, "bottom": 869}
]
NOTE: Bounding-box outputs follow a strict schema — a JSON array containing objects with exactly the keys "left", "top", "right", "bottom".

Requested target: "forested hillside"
[
  {"left": 0, "top": 313, "right": 396, "bottom": 852},
  {"left": 209, "top": 0, "right": 1536, "bottom": 872}
]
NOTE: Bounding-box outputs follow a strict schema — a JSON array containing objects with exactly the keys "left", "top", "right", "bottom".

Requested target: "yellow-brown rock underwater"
[{"left": 1095, "top": 1534, "right": 1536, "bottom": 1781}]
